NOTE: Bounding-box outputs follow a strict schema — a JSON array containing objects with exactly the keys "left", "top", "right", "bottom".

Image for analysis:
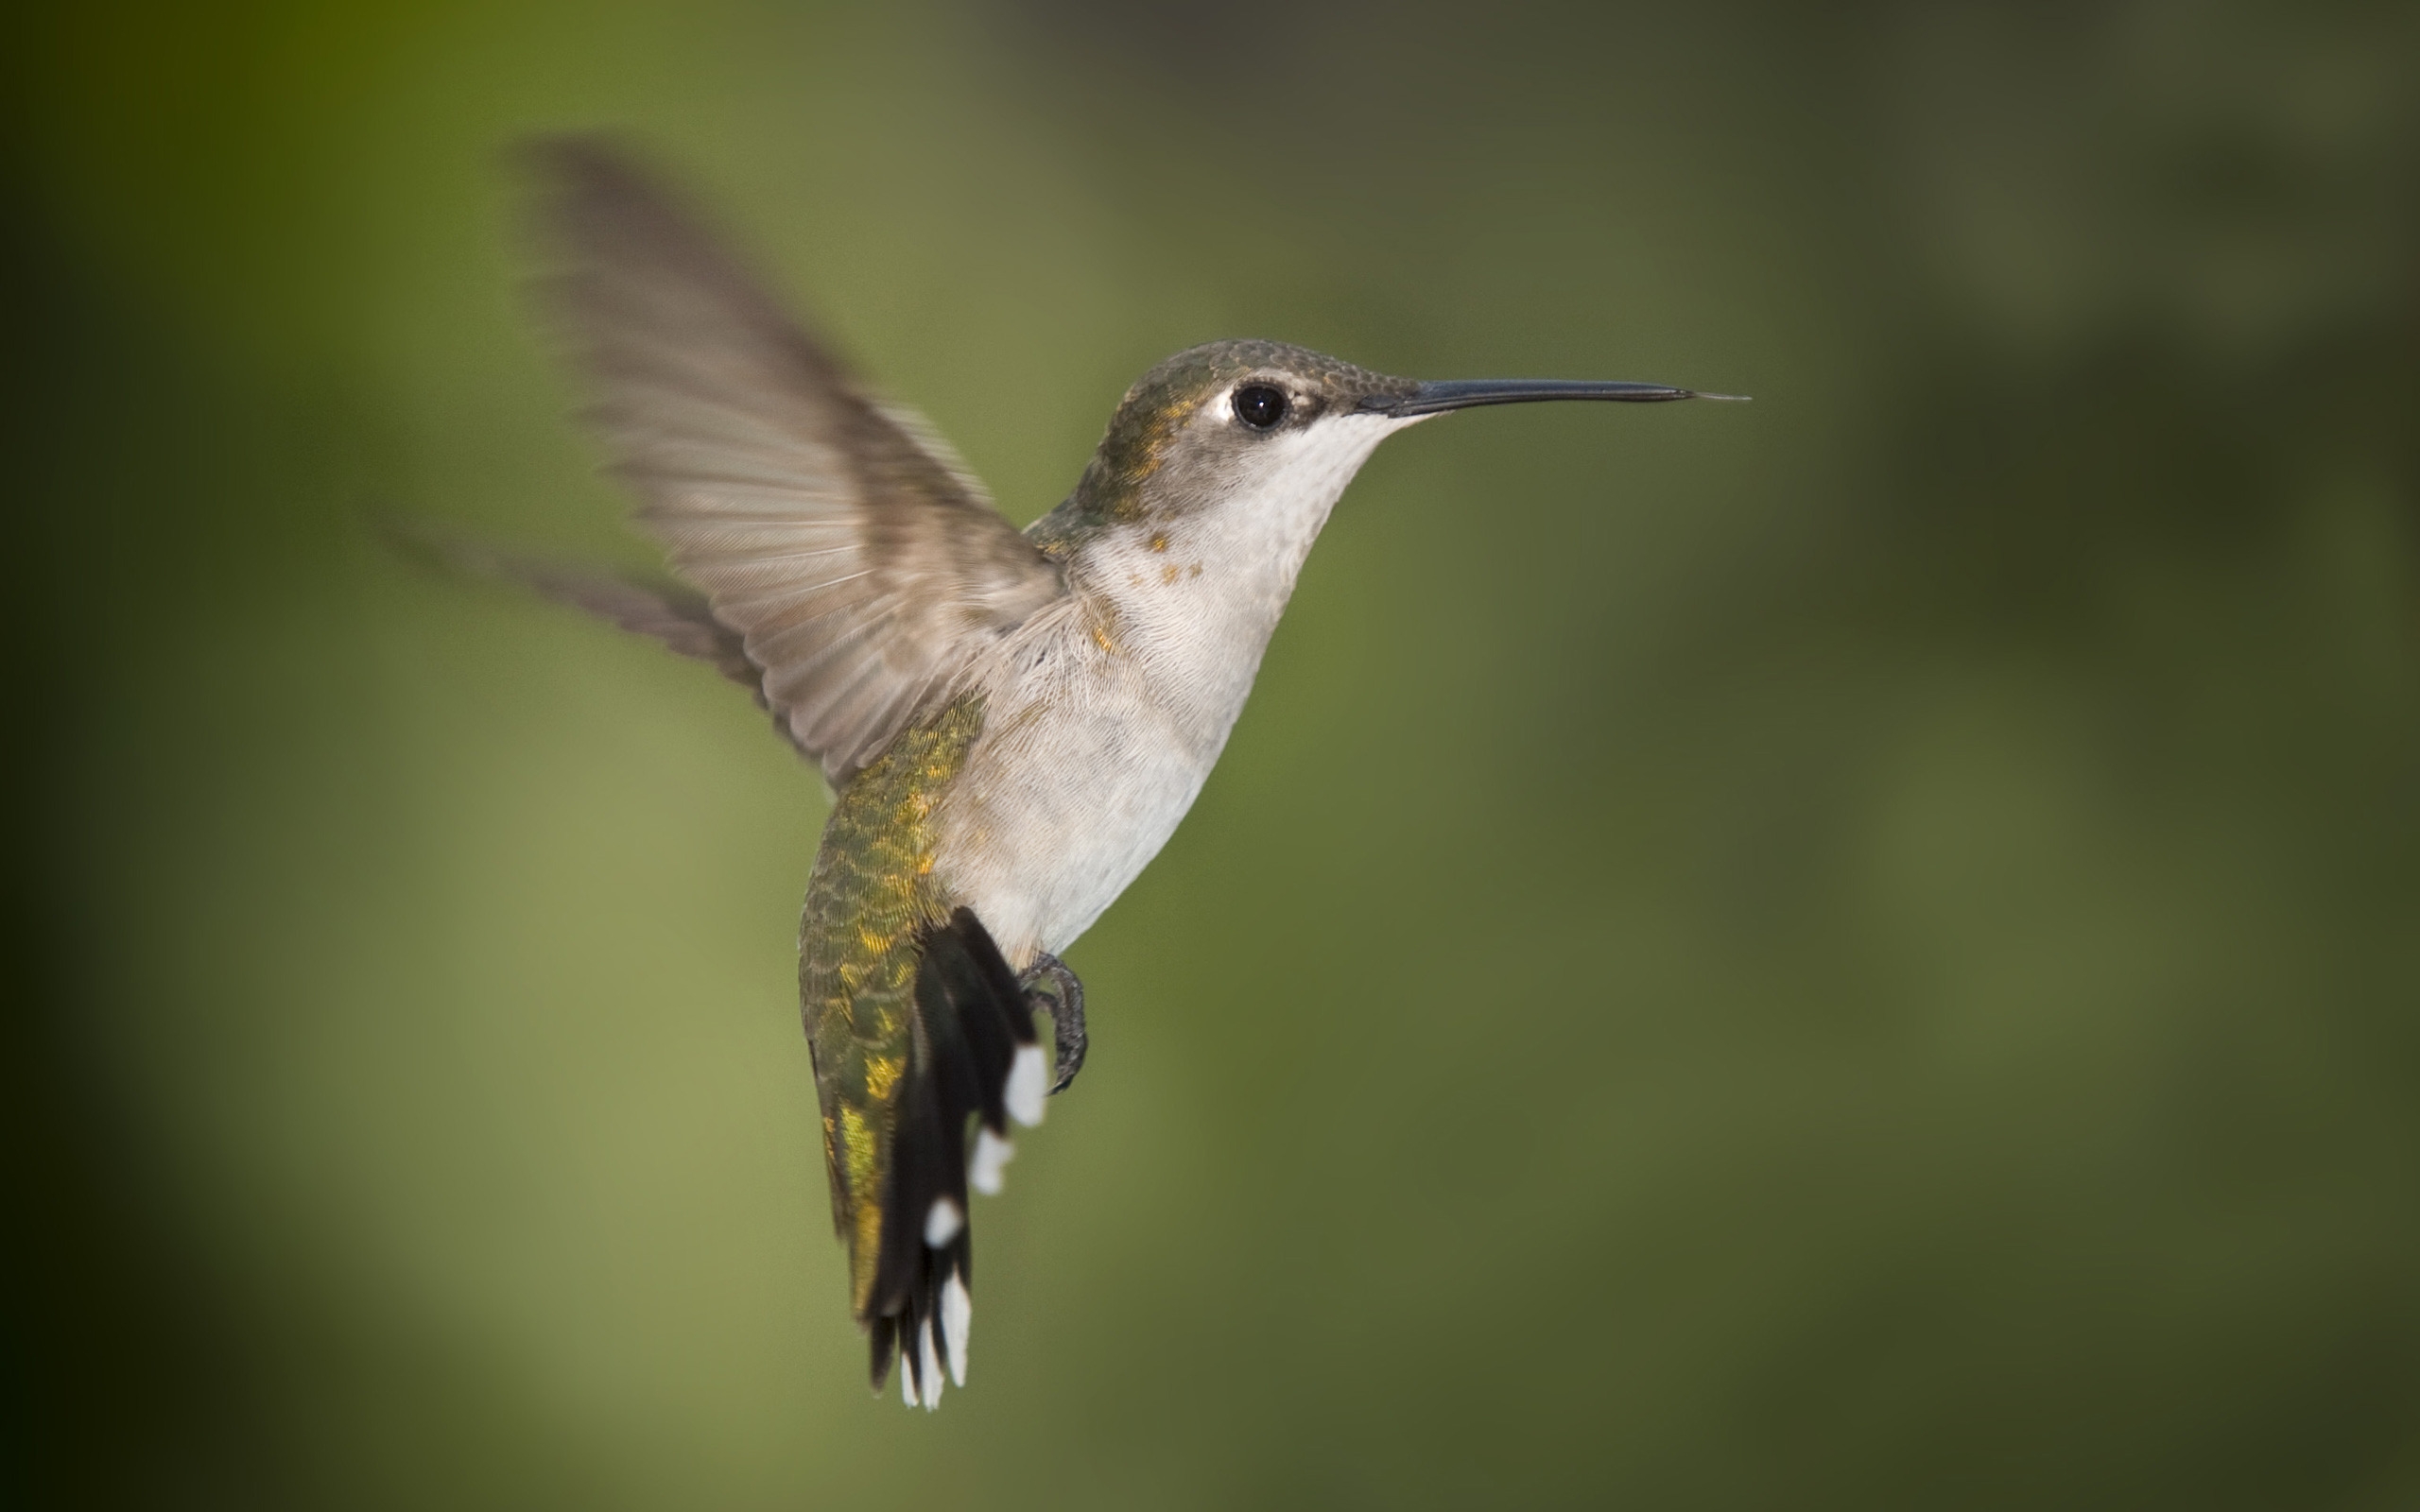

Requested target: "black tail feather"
[
  {"left": 867, "top": 1314, "right": 897, "bottom": 1393},
  {"left": 864, "top": 907, "right": 1041, "bottom": 1403}
]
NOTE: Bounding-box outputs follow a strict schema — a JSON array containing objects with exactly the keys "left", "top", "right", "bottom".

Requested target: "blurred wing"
[
  {"left": 381, "top": 511, "right": 776, "bottom": 708},
  {"left": 527, "top": 137, "right": 1065, "bottom": 782}
]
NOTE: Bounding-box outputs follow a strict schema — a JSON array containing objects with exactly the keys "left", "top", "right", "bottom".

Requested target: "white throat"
[
  {"left": 935, "top": 410, "right": 1419, "bottom": 961},
  {"left": 1091, "top": 410, "right": 1418, "bottom": 701}
]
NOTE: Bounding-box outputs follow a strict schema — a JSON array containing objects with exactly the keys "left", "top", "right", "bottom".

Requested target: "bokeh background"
[{"left": 9, "top": 1, "right": 2419, "bottom": 1506}]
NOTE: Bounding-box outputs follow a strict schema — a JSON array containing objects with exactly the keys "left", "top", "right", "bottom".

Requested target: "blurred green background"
[{"left": 9, "top": 1, "right": 2419, "bottom": 1506}]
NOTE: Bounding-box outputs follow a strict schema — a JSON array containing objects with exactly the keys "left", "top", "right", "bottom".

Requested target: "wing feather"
[{"left": 527, "top": 137, "right": 1066, "bottom": 782}]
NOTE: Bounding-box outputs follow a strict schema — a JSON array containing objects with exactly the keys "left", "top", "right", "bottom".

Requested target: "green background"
[{"left": 10, "top": 2, "right": 2419, "bottom": 1506}]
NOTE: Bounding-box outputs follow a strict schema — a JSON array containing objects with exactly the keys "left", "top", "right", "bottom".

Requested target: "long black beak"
[{"left": 1357, "top": 379, "right": 1748, "bottom": 418}]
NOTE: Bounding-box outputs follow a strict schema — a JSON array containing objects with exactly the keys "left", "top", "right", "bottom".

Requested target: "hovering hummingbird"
[{"left": 509, "top": 138, "right": 1738, "bottom": 1409}]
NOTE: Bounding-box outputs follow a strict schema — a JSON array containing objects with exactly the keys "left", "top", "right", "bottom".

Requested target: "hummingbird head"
[
  {"left": 1038, "top": 338, "right": 1734, "bottom": 579},
  {"left": 1046, "top": 340, "right": 1401, "bottom": 532}
]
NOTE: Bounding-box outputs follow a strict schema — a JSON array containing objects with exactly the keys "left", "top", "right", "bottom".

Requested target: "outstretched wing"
[{"left": 527, "top": 136, "right": 1066, "bottom": 783}]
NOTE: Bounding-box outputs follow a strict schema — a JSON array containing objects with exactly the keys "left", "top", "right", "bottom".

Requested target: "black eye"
[{"left": 1233, "top": 385, "right": 1288, "bottom": 430}]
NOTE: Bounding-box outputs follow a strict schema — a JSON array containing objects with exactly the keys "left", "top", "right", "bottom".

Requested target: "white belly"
[
  {"left": 930, "top": 410, "right": 1410, "bottom": 963},
  {"left": 930, "top": 589, "right": 1258, "bottom": 966}
]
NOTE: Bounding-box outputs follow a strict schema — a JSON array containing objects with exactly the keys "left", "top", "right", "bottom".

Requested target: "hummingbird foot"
[{"left": 1018, "top": 954, "right": 1086, "bottom": 1094}]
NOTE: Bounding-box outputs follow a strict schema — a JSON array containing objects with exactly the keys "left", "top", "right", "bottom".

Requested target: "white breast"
[{"left": 932, "top": 412, "right": 1412, "bottom": 964}]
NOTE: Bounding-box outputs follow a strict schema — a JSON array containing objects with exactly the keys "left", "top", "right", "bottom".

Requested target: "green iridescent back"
[{"left": 799, "top": 696, "right": 986, "bottom": 1317}]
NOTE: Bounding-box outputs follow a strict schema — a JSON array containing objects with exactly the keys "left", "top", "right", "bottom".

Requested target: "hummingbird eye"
[{"left": 1232, "top": 385, "right": 1288, "bottom": 431}]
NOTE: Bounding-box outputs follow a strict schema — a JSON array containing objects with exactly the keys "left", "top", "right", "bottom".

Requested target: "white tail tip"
[
  {"left": 941, "top": 1272, "right": 972, "bottom": 1386},
  {"left": 971, "top": 1128, "right": 1015, "bottom": 1195},
  {"left": 918, "top": 1317, "right": 944, "bottom": 1411},
  {"left": 1007, "top": 1043, "right": 1046, "bottom": 1126},
  {"left": 924, "top": 1197, "right": 964, "bottom": 1249}
]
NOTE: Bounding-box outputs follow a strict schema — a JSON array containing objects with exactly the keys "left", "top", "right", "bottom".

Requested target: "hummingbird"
[{"left": 509, "top": 137, "right": 1739, "bottom": 1409}]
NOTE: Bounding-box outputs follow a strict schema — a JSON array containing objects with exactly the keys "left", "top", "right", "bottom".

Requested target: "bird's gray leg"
[{"left": 1017, "top": 954, "right": 1086, "bottom": 1094}]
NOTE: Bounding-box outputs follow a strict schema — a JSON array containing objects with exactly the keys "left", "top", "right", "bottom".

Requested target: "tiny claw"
[{"left": 1018, "top": 953, "right": 1088, "bottom": 1094}]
